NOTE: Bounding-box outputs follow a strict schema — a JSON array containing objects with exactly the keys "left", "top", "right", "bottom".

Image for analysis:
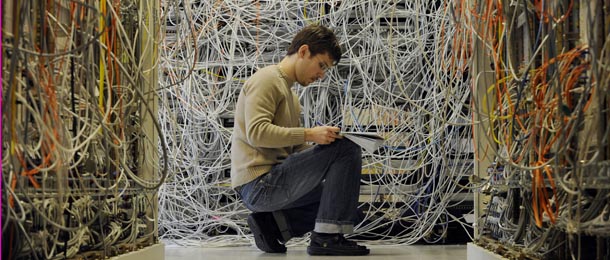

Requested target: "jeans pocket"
[
  {"left": 243, "top": 170, "right": 293, "bottom": 211},
  {"left": 246, "top": 179, "right": 268, "bottom": 207}
]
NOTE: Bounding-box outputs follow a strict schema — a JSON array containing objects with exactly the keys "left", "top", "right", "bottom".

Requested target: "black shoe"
[
  {"left": 247, "top": 212, "right": 287, "bottom": 253},
  {"left": 307, "top": 232, "right": 370, "bottom": 256}
]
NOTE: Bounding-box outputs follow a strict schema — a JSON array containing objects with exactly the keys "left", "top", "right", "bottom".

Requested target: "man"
[{"left": 230, "top": 24, "right": 369, "bottom": 256}]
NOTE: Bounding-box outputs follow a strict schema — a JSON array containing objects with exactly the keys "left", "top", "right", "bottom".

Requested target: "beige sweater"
[{"left": 230, "top": 65, "right": 311, "bottom": 188}]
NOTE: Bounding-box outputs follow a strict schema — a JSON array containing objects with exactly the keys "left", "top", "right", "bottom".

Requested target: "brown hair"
[{"left": 286, "top": 24, "right": 342, "bottom": 65}]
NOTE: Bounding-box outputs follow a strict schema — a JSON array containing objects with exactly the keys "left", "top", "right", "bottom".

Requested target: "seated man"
[{"left": 230, "top": 24, "right": 369, "bottom": 256}]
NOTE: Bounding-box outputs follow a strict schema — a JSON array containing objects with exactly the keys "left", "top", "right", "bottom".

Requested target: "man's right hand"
[{"left": 305, "top": 126, "right": 342, "bottom": 145}]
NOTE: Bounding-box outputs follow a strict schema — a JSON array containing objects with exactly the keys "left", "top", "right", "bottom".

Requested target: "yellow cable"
[
  {"left": 201, "top": 69, "right": 246, "bottom": 83},
  {"left": 99, "top": 0, "right": 106, "bottom": 113}
]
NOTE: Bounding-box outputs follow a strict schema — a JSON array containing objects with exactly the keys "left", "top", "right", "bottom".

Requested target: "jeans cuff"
[{"left": 314, "top": 222, "right": 354, "bottom": 234}]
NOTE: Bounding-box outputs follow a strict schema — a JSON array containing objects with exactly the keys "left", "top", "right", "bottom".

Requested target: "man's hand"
[{"left": 305, "top": 126, "right": 342, "bottom": 145}]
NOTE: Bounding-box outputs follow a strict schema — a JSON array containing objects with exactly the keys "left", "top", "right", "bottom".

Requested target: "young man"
[{"left": 230, "top": 24, "right": 369, "bottom": 256}]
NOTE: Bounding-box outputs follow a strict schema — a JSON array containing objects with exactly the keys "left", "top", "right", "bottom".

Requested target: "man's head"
[{"left": 285, "top": 24, "right": 342, "bottom": 86}]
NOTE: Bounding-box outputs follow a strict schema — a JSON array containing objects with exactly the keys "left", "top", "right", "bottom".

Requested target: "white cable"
[{"left": 158, "top": 0, "right": 475, "bottom": 246}]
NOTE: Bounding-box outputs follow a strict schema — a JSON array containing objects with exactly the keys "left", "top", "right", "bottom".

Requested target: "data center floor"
[{"left": 165, "top": 244, "right": 467, "bottom": 260}]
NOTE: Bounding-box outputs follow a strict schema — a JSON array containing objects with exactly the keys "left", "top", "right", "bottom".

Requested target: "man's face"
[{"left": 295, "top": 48, "right": 334, "bottom": 86}]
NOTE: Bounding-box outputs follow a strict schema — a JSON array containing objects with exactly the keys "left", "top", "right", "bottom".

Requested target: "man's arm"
[{"left": 243, "top": 80, "right": 306, "bottom": 148}]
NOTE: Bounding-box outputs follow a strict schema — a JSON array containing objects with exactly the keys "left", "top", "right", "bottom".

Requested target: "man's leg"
[
  {"left": 240, "top": 138, "right": 361, "bottom": 228},
  {"left": 238, "top": 138, "right": 367, "bottom": 254}
]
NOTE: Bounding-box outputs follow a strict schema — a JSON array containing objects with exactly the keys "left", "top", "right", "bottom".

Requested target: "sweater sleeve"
[{"left": 243, "top": 76, "right": 305, "bottom": 148}]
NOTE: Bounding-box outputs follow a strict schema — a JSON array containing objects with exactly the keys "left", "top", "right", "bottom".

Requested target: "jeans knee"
[
  {"left": 320, "top": 138, "right": 361, "bottom": 162},
  {"left": 338, "top": 138, "right": 361, "bottom": 157}
]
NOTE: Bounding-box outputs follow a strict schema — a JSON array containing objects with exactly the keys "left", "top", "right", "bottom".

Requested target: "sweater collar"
[{"left": 276, "top": 64, "right": 295, "bottom": 88}]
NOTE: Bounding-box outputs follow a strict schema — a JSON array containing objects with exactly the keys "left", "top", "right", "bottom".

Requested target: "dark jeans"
[{"left": 237, "top": 138, "right": 362, "bottom": 238}]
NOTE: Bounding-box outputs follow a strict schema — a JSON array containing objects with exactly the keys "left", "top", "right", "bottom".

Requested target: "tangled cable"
[
  {"left": 158, "top": 0, "right": 475, "bottom": 247},
  {"left": 2, "top": 1, "right": 165, "bottom": 259}
]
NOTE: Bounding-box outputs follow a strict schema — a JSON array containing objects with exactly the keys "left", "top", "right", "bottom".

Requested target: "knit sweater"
[{"left": 230, "top": 65, "right": 311, "bottom": 188}]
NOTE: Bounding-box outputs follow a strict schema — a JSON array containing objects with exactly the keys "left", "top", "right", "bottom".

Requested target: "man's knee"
[{"left": 334, "top": 138, "right": 360, "bottom": 153}]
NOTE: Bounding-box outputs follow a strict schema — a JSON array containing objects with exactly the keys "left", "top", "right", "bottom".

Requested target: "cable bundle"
[
  {"left": 2, "top": 1, "right": 164, "bottom": 259},
  {"left": 158, "top": 0, "right": 474, "bottom": 246},
  {"left": 455, "top": 0, "right": 610, "bottom": 258}
]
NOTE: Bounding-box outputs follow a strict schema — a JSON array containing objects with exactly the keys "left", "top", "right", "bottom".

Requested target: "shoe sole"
[
  {"left": 248, "top": 214, "right": 287, "bottom": 253},
  {"left": 307, "top": 246, "right": 370, "bottom": 256}
]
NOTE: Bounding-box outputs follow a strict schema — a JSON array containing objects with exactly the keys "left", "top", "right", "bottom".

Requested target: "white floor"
[{"left": 165, "top": 244, "right": 467, "bottom": 260}]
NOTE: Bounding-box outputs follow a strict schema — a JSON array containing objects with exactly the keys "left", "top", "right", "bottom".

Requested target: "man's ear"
[{"left": 297, "top": 44, "right": 309, "bottom": 58}]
